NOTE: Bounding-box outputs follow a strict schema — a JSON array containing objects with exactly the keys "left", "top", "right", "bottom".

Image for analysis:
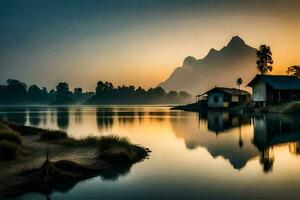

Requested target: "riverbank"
[
  {"left": 172, "top": 101, "right": 300, "bottom": 114},
  {"left": 0, "top": 119, "right": 150, "bottom": 197}
]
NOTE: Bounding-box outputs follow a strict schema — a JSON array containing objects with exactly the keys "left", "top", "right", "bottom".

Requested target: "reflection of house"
[
  {"left": 197, "top": 87, "right": 251, "bottom": 109},
  {"left": 171, "top": 112, "right": 258, "bottom": 170},
  {"left": 247, "top": 75, "right": 300, "bottom": 106},
  {"left": 207, "top": 112, "right": 251, "bottom": 134},
  {"left": 253, "top": 115, "right": 300, "bottom": 150}
]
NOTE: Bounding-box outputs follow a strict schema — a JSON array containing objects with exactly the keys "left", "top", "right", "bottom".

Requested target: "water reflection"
[
  {"left": 252, "top": 114, "right": 300, "bottom": 173},
  {"left": 205, "top": 111, "right": 251, "bottom": 134},
  {"left": 0, "top": 107, "right": 27, "bottom": 125},
  {"left": 96, "top": 108, "right": 114, "bottom": 131},
  {"left": 28, "top": 107, "right": 42, "bottom": 126},
  {"left": 172, "top": 113, "right": 259, "bottom": 170},
  {"left": 117, "top": 111, "right": 135, "bottom": 126},
  {"left": 56, "top": 107, "right": 69, "bottom": 130},
  {"left": 173, "top": 111, "right": 300, "bottom": 172},
  {"left": 2, "top": 106, "right": 300, "bottom": 199},
  {"left": 74, "top": 108, "right": 82, "bottom": 124},
  {"left": 1, "top": 106, "right": 300, "bottom": 174}
]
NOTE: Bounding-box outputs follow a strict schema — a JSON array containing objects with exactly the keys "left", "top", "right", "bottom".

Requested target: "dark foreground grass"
[
  {"left": 58, "top": 136, "right": 100, "bottom": 147},
  {"left": 97, "top": 135, "right": 149, "bottom": 165},
  {"left": 1, "top": 119, "right": 149, "bottom": 164},
  {"left": 0, "top": 140, "right": 20, "bottom": 160},
  {"left": 0, "top": 130, "right": 22, "bottom": 145},
  {"left": 0, "top": 119, "right": 150, "bottom": 197},
  {"left": 40, "top": 130, "right": 68, "bottom": 141},
  {"left": 98, "top": 135, "right": 131, "bottom": 151},
  {"left": 0, "top": 121, "right": 23, "bottom": 160}
]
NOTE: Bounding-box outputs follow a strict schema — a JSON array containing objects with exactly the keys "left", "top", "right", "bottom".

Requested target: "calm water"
[{"left": 1, "top": 105, "right": 300, "bottom": 200}]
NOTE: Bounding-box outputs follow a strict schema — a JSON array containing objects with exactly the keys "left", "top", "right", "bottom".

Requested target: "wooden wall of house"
[
  {"left": 207, "top": 92, "right": 229, "bottom": 108},
  {"left": 252, "top": 79, "right": 267, "bottom": 102}
]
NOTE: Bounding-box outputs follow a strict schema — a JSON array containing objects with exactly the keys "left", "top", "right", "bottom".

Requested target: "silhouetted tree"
[
  {"left": 167, "top": 91, "right": 179, "bottom": 103},
  {"left": 256, "top": 45, "right": 273, "bottom": 75},
  {"left": 74, "top": 87, "right": 83, "bottom": 96},
  {"left": 0, "top": 79, "right": 27, "bottom": 104},
  {"left": 54, "top": 82, "right": 73, "bottom": 104},
  {"left": 0, "top": 79, "right": 191, "bottom": 105},
  {"left": 236, "top": 77, "right": 243, "bottom": 94},
  {"left": 28, "top": 85, "right": 49, "bottom": 103},
  {"left": 287, "top": 65, "right": 300, "bottom": 77}
]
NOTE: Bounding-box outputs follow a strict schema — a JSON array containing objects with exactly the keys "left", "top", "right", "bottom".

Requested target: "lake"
[{"left": 1, "top": 105, "right": 300, "bottom": 200}]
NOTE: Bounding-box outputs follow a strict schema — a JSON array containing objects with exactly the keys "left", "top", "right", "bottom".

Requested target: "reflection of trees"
[
  {"left": 149, "top": 111, "right": 166, "bottom": 122},
  {"left": 117, "top": 112, "right": 135, "bottom": 125},
  {"left": 136, "top": 111, "right": 145, "bottom": 123},
  {"left": 238, "top": 125, "right": 243, "bottom": 148},
  {"left": 56, "top": 107, "right": 69, "bottom": 130},
  {"left": 3, "top": 108, "right": 27, "bottom": 125},
  {"left": 289, "top": 142, "right": 300, "bottom": 155},
  {"left": 28, "top": 108, "right": 41, "bottom": 126},
  {"left": 259, "top": 147, "right": 274, "bottom": 173},
  {"left": 253, "top": 114, "right": 300, "bottom": 173},
  {"left": 74, "top": 108, "right": 82, "bottom": 124},
  {"left": 96, "top": 108, "right": 114, "bottom": 131}
]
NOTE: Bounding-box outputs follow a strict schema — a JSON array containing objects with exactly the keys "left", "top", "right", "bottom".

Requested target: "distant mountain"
[{"left": 158, "top": 36, "right": 257, "bottom": 95}]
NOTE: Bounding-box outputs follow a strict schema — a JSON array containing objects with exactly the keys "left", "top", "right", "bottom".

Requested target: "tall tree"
[
  {"left": 287, "top": 65, "right": 300, "bottom": 77},
  {"left": 55, "top": 82, "right": 73, "bottom": 104},
  {"left": 236, "top": 77, "right": 243, "bottom": 93},
  {"left": 28, "top": 85, "right": 43, "bottom": 103},
  {"left": 256, "top": 45, "right": 273, "bottom": 75},
  {"left": 4, "top": 79, "right": 28, "bottom": 103}
]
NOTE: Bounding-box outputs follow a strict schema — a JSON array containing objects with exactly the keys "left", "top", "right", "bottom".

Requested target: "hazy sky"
[{"left": 1, "top": 0, "right": 300, "bottom": 90}]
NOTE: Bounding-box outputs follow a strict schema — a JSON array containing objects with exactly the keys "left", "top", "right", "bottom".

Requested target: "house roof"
[
  {"left": 247, "top": 75, "right": 300, "bottom": 90},
  {"left": 204, "top": 87, "right": 250, "bottom": 96}
]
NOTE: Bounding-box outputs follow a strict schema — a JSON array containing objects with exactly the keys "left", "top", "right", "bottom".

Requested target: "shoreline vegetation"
[
  {"left": 172, "top": 100, "right": 300, "bottom": 114},
  {"left": 0, "top": 119, "right": 150, "bottom": 197},
  {"left": 0, "top": 79, "right": 192, "bottom": 105}
]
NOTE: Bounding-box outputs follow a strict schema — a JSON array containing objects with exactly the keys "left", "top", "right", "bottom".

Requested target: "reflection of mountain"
[
  {"left": 172, "top": 111, "right": 300, "bottom": 172},
  {"left": 171, "top": 112, "right": 259, "bottom": 170}
]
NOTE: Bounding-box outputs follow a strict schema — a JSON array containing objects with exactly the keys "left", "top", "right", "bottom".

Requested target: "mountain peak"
[
  {"left": 183, "top": 56, "right": 197, "bottom": 66},
  {"left": 227, "top": 36, "right": 246, "bottom": 47},
  {"left": 208, "top": 48, "right": 217, "bottom": 55}
]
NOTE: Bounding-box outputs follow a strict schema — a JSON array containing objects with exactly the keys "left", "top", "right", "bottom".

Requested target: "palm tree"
[
  {"left": 256, "top": 45, "right": 273, "bottom": 75},
  {"left": 287, "top": 65, "right": 300, "bottom": 77},
  {"left": 236, "top": 77, "right": 243, "bottom": 93}
]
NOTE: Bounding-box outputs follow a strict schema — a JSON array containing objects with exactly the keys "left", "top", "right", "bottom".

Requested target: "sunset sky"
[{"left": 1, "top": 0, "right": 300, "bottom": 90}]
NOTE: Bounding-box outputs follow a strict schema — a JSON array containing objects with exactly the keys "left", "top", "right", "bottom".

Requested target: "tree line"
[
  {"left": 0, "top": 79, "right": 191, "bottom": 105},
  {"left": 86, "top": 81, "right": 191, "bottom": 104}
]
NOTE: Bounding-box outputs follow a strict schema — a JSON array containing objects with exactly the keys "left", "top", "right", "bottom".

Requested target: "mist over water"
[{"left": 2, "top": 105, "right": 300, "bottom": 200}]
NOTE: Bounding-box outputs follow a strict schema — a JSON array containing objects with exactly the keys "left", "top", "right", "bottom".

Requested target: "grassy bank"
[
  {"left": 172, "top": 100, "right": 300, "bottom": 114},
  {"left": 0, "top": 121, "right": 23, "bottom": 160},
  {"left": 0, "top": 119, "right": 150, "bottom": 197}
]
